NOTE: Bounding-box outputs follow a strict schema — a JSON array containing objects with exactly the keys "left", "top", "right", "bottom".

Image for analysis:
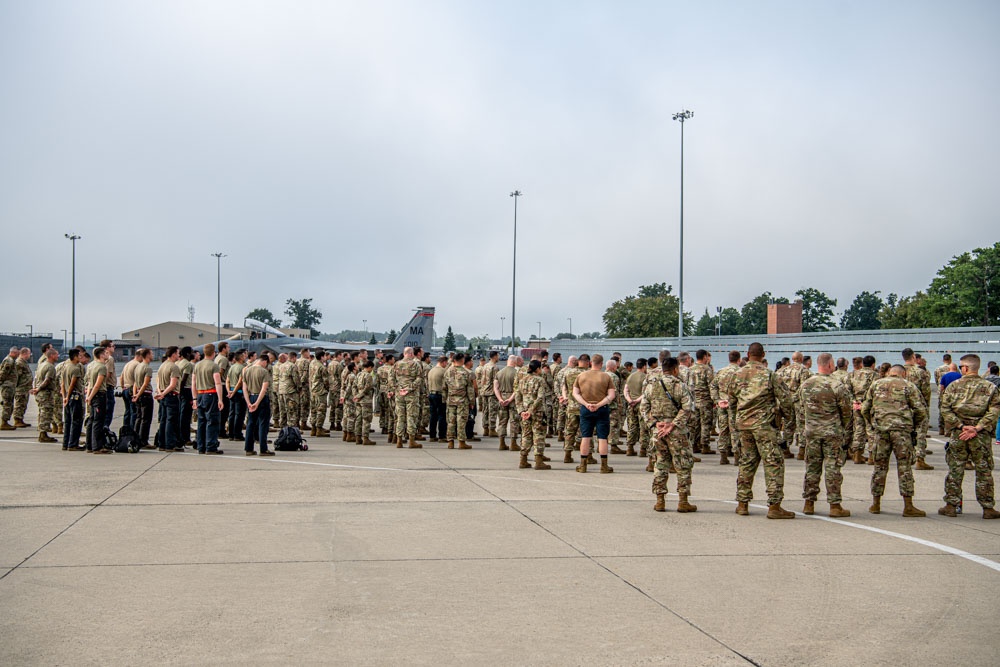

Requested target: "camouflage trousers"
[
  {"left": 692, "top": 397, "right": 714, "bottom": 450},
  {"left": 297, "top": 389, "right": 309, "bottom": 425},
  {"left": 563, "top": 402, "right": 580, "bottom": 451},
  {"left": 343, "top": 399, "right": 356, "bottom": 435},
  {"left": 520, "top": 415, "right": 546, "bottom": 456},
  {"left": 736, "top": 425, "right": 785, "bottom": 505},
  {"left": 486, "top": 396, "right": 499, "bottom": 434},
  {"left": 446, "top": 403, "right": 470, "bottom": 441},
  {"left": 310, "top": 394, "right": 327, "bottom": 431},
  {"left": 555, "top": 398, "right": 566, "bottom": 436},
  {"left": 0, "top": 385, "right": 14, "bottom": 422},
  {"left": 380, "top": 394, "right": 395, "bottom": 434},
  {"left": 354, "top": 400, "right": 373, "bottom": 441},
  {"left": 13, "top": 391, "right": 30, "bottom": 421},
  {"left": 496, "top": 400, "right": 521, "bottom": 439},
  {"left": 394, "top": 392, "right": 420, "bottom": 438},
  {"left": 913, "top": 412, "right": 929, "bottom": 458},
  {"left": 626, "top": 403, "right": 641, "bottom": 447},
  {"left": 801, "top": 430, "right": 847, "bottom": 504},
  {"left": 279, "top": 394, "right": 298, "bottom": 428},
  {"left": 851, "top": 410, "right": 873, "bottom": 455},
  {"left": 607, "top": 405, "right": 621, "bottom": 446},
  {"left": 943, "top": 432, "right": 995, "bottom": 509},
  {"left": 36, "top": 389, "right": 57, "bottom": 432},
  {"left": 781, "top": 408, "right": 798, "bottom": 449},
  {"left": 937, "top": 392, "right": 945, "bottom": 432},
  {"left": 717, "top": 406, "right": 738, "bottom": 457},
  {"left": 477, "top": 395, "right": 489, "bottom": 432},
  {"left": 870, "top": 429, "right": 915, "bottom": 498},
  {"left": 651, "top": 430, "right": 694, "bottom": 496},
  {"left": 272, "top": 391, "right": 284, "bottom": 427},
  {"left": 544, "top": 397, "right": 555, "bottom": 435},
  {"left": 419, "top": 390, "right": 429, "bottom": 430},
  {"left": 326, "top": 387, "right": 338, "bottom": 427}
]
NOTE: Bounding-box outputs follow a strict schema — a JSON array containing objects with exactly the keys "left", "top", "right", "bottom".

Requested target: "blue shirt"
[{"left": 940, "top": 371, "right": 962, "bottom": 389}]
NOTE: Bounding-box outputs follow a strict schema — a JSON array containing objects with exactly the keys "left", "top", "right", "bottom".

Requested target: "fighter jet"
[{"left": 205, "top": 306, "right": 435, "bottom": 356}]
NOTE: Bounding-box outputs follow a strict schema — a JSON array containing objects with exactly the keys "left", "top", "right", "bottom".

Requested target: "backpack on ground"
[
  {"left": 114, "top": 423, "right": 139, "bottom": 453},
  {"left": 274, "top": 426, "right": 307, "bottom": 451}
]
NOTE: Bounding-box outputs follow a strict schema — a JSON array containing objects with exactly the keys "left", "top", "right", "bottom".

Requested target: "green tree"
[
  {"left": 246, "top": 308, "right": 281, "bottom": 328},
  {"left": 469, "top": 334, "right": 491, "bottom": 349},
  {"left": 718, "top": 307, "right": 741, "bottom": 335},
  {"left": 553, "top": 332, "right": 577, "bottom": 340},
  {"left": 921, "top": 243, "right": 1000, "bottom": 327},
  {"left": 879, "top": 292, "right": 934, "bottom": 329},
  {"left": 368, "top": 333, "right": 377, "bottom": 344},
  {"left": 443, "top": 326, "right": 456, "bottom": 352},
  {"left": 796, "top": 287, "right": 837, "bottom": 332},
  {"left": 284, "top": 298, "right": 323, "bottom": 338},
  {"left": 738, "top": 292, "right": 788, "bottom": 335},
  {"left": 602, "top": 283, "right": 693, "bottom": 338},
  {"left": 840, "top": 291, "right": 884, "bottom": 330},
  {"left": 694, "top": 308, "right": 717, "bottom": 336},
  {"left": 385, "top": 329, "right": 397, "bottom": 344}
]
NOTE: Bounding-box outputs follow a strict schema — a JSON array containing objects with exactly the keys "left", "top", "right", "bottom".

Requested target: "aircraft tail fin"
[{"left": 394, "top": 307, "right": 435, "bottom": 355}]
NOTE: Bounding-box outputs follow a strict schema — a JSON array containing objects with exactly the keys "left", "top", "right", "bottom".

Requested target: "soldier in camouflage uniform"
[
  {"left": 479, "top": 352, "right": 499, "bottom": 437},
  {"left": 31, "top": 348, "right": 60, "bottom": 442},
  {"left": 377, "top": 355, "right": 396, "bottom": 441},
  {"left": 642, "top": 357, "right": 697, "bottom": 513},
  {"left": 797, "top": 354, "right": 853, "bottom": 517},
  {"left": 442, "top": 353, "right": 475, "bottom": 449},
  {"left": 279, "top": 352, "right": 300, "bottom": 430},
  {"left": 847, "top": 356, "right": 879, "bottom": 464},
  {"left": 938, "top": 354, "right": 1000, "bottom": 519},
  {"left": 326, "top": 352, "right": 343, "bottom": 431},
  {"left": 494, "top": 355, "right": 520, "bottom": 451},
  {"left": 730, "top": 343, "right": 796, "bottom": 519},
  {"left": 902, "top": 348, "right": 933, "bottom": 469},
  {"left": 309, "top": 350, "right": 330, "bottom": 436},
  {"left": 417, "top": 350, "right": 431, "bottom": 435},
  {"left": 353, "top": 361, "right": 376, "bottom": 445},
  {"left": 549, "top": 354, "right": 564, "bottom": 439},
  {"left": 604, "top": 360, "right": 625, "bottom": 454},
  {"left": 0, "top": 347, "right": 19, "bottom": 429},
  {"left": 271, "top": 353, "right": 286, "bottom": 429},
  {"left": 688, "top": 350, "right": 716, "bottom": 456},
  {"left": 560, "top": 356, "right": 585, "bottom": 462},
  {"left": 710, "top": 351, "right": 741, "bottom": 466},
  {"left": 861, "top": 365, "right": 928, "bottom": 517},
  {"left": 933, "top": 354, "right": 953, "bottom": 436},
  {"left": 392, "top": 347, "right": 423, "bottom": 448},
  {"left": 340, "top": 361, "right": 357, "bottom": 441},
  {"left": 776, "top": 351, "right": 811, "bottom": 459},
  {"left": 624, "top": 358, "right": 647, "bottom": 457},
  {"left": 516, "top": 360, "right": 550, "bottom": 470},
  {"left": 296, "top": 349, "right": 312, "bottom": 430},
  {"left": 13, "top": 348, "right": 33, "bottom": 427}
]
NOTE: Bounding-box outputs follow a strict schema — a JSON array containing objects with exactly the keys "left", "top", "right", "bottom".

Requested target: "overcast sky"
[{"left": 2, "top": 1, "right": 998, "bottom": 343}]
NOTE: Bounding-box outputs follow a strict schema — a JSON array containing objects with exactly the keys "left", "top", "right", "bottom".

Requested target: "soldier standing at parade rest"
[
  {"left": 933, "top": 354, "right": 952, "bottom": 436},
  {"left": 642, "top": 357, "right": 697, "bottom": 513},
  {"left": 191, "top": 343, "right": 225, "bottom": 455},
  {"left": 443, "top": 353, "right": 475, "bottom": 450},
  {"left": 730, "top": 342, "right": 796, "bottom": 519},
  {"left": 797, "top": 353, "right": 853, "bottom": 517},
  {"left": 939, "top": 354, "right": 1000, "bottom": 519},
  {"left": 391, "top": 346, "right": 423, "bottom": 449},
  {"left": 494, "top": 355, "right": 520, "bottom": 451},
  {"left": 623, "top": 357, "right": 646, "bottom": 457},
  {"left": 13, "top": 348, "right": 33, "bottom": 428},
  {"left": 119, "top": 349, "right": 140, "bottom": 431},
  {"left": 353, "top": 360, "right": 377, "bottom": 445},
  {"left": 573, "top": 353, "right": 616, "bottom": 474},
  {"left": 216, "top": 342, "right": 230, "bottom": 437},
  {"left": 84, "top": 346, "right": 110, "bottom": 453},
  {"left": 516, "top": 360, "right": 551, "bottom": 470},
  {"left": 847, "top": 356, "right": 879, "bottom": 464},
  {"left": 60, "top": 348, "right": 85, "bottom": 450},
  {"left": 902, "top": 347, "right": 934, "bottom": 470},
  {"left": 243, "top": 354, "right": 274, "bottom": 456},
  {"left": 861, "top": 365, "right": 928, "bottom": 517},
  {"left": 31, "top": 348, "right": 60, "bottom": 442},
  {"left": 427, "top": 356, "right": 448, "bottom": 442},
  {"left": 131, "top": 349, "right": 154, "bottom": 447},
  {"left": 155, "top": 346, "right": 183, "bottom": 452},
  {"left": 0, "top": 347, "right": 19, "bottom": 429},
  {"left": 226, "top": 349, "right": 247, "bottom": 441}
]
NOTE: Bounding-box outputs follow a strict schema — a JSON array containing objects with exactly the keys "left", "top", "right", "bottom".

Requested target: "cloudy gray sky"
[{"left": 2, "top": 0, "right": 998, "bottom": 343}]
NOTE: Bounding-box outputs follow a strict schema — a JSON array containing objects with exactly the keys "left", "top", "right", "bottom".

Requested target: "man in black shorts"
[{"left": 572, "top": 354, "right": 617, "bottom": 474}]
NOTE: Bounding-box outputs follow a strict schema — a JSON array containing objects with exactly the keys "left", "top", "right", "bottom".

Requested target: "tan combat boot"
[
  {"left": 645, "top": 458, "right": 654, "bottom": 473},
  {"left": 458, "top": 441, "right": 471, "bottom": 450},
  {"left": 983, "top": 508, "right": 1000, "bottom": 520},
  {"left": 869, "top": 496, "right": 881, "bottom": 514},
  {"left": 654, "top": 494, "right": 666, "bottom": 512},
  {"left": 767, "top": 503, "right": 795, "bottom": 519},
  {"left": 499, "top": 436, "right": 508, "bottom": 451},
  {"left": 38, "top": 432, "right": 57, "bottom": 443},
  {"left": 447, "top": 440, "right": 455, "bottom": 449},
  {"left": 415, "top": 434, "right": 426, "bottom": 442},
  {"left": 829, "top": 504, "right": 851, "bottom": 518},
  {"left": 533, "top": 455, "right": 550, "bottom": 470},
  {"left": 915, "top": 458, "right": 934, "bottom": 470},
  {"left": 14, "top": 419, "right": 30, "bottom": 428},
  {"left": 639, "top": 445, "right": 647, "bottom": 458},
  {"left": 396, "top": 437, "right": 403, "bottom": 449},
  {"left": 937, "top": 503, "right": 958, "bottom": 517},
  {"left": 902, "top": 497, "right": 925, "bottom": 517},
  {"left": 510, "top": 438, "right": 520, "bottom": 452},
  {"left": 600, "top": 458, "right": 614, "bottom": 474},
  {"left": 803, "top": 500, "right": 815, "bottom": 515},
  {"left": 691, "top": 442, "right": 702, "bottom": 454},
  {"left": 782, "top": 448, "right": 794, "bottom": 459},
  {"left": 0, "top": 421, "right": 15, "bottom": 431},
  {"left": 735, "top": 501, "right": 749, "bottom": 516},
  {"left": 489, "top": 429, "right": 499, "bottom": 437},
  {"left": 557, "top": 434, "right": 564, "bottom": 442},
  {"left": 676, "top": 494, "right": 698, "bottom": 513},
  {"left": 362, "top": 437, "right": 376, "bottom": 446},
  {"left": 408, "top": 437, "right": 421, "bottom": 449},
  {"left": 796, "top": 447, "right": 805, "bottom": 461},
  {"left": 563, "top": 451, "right": 574, "bottom": 464},
  {"left": 310, "top": 427, "right": 317, "bottom": 437},
  {"left": 938, "top": 427, "right": 945, "bottom": 436},
  {"left": 519, "top": 452, "right": 530, "bottom": 469},
  {"left": 610, "top": 444, "right": 626, "bottom": 455},
  {"left": 626, "top": 445, "right": 636, "bottom": 456},
  {"left": 576, "top": 459, "right": 588, "bottom": 473},
  {"left": 719, "top": 452, "right": 730, "bottom": 465},
  {"left": 702, "top": 445, "right": 716, "bottom": 455}
]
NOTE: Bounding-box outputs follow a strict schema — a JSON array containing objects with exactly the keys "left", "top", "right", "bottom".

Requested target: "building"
[
  {"left": 121, "top": 321, "right": 311, "bottom": 353},
  {"left": 767, "top": 301, "right": 803, "bottom": 334}
]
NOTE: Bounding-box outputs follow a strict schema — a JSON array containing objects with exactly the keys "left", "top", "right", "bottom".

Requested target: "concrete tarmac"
[{"left": 1, "top": 401, "right": 998, "bottom": 666}]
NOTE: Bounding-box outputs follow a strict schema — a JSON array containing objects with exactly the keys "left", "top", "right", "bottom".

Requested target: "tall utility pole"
[
  {"left": 500, "top": 317, "right": 505, "bottom": 348},
  {"left": 211, "top": 253, "right": 226, "bottom": 342},
  {"left": 537, "top": 321, "right": 541, "bottom": 341},
  {"left": 26, "top": 325, "right": 32, "bottom": 357},
  {"left": 567, "top": 317, "right": 572, "bottom": 337},
  {"left": 509, "top": 190, "right": 522, "bottom": 352},
  {"left": 672, "top": 110, "right": 693, "bottom": 345},
  {"left": 65, "top": 234, "right": 81, "bottom": 347}
]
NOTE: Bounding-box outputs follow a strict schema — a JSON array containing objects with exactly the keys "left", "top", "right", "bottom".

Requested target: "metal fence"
[
  {"left": 0, "top": 333, "right": 63, "bottom": 360},
  {"left": 549, "top": 327, "right": 1000, "bottom": 371}
]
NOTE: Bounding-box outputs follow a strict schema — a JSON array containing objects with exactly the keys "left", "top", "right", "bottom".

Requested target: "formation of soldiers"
[{"left": 3, "top": 339, "right": 999, "bottom": 521}]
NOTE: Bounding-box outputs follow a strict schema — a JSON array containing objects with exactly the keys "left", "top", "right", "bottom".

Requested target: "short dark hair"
[
  {"left": 578, "top": 354, "right": 590, "bottom": 362},
  {"left": 453, "top": 353, "right": 465, "bottom": 362},
  {"left": 347, "top": 362, "right": 356, "bottom": 372},
  {"left": 664, "top": 357, "right": 679, "bottom": 372},
  {"left": 165, "top": 346, "right": 179, "bottom": 358},
  {"left": 695, "top": 349, "right": 709, "bottom": 361},
  {"left": 747, "top": 342, "right": 764, "bottom": 359},
  {"left": 863, "top": 355, "right": 876, "bottom": 368},
  {"left": 901, "top": 347, "right": 914, "bottom": 361},
  {"left": 528, "top": 359, "right": 541, "bottom": 373},
  {"left": 551, "top": 352, "right": 560, "bottom": 361},
  {"left": 647, "top": 357, "right": 658, "bottom": 367},
  {"left": 363, "top": 360, "right": 374, "bottom": 369},
  {"left": 729, "top": 351, "right": 740, "bottom": 363},
  {"left": 490, "top": 351, "right": 499, "bottom": 360},
  {"left": 180, "top": 346, "right": 194, "bottom": 360},
  {"left": 635, "top": 358, "right": 646, "bottom": 369},
  {"left": 68, "top": 348, "right": 80, "bottom": 361},
  {"left": 942, "top": 354, "right": 951, "bottom": 362}
]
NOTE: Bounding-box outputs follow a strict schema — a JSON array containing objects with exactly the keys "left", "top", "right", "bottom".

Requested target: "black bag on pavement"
[
  {"left": 274, "top": 426, "right": 307, "bottom": 451},
  {"left": 114, "top": 423, "right": 139, "bottom": 453}
]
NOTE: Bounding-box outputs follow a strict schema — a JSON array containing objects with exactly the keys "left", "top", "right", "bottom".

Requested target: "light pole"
[
  {"left": 26, "top": 325, "right": 32, "bottom": 358},
  {"left": 567, "top": 317, "right": 572, "bottom": 337},
  {"left": 363, "top": 320, "right": 367, "bottom": 338},
  {"left": 716, "top": 306, "right": 722, "bottom": 336},
  {"left": 65, "top": 234, "right": 81, "bottom": 347},
  {"left": 60, "top": 329, "right": 67, "bottom": 352},
  {"left": 500, "top": 316, "right": 505, "bottom": 348},
  {"left": 672, "top": 109, "right": 693, "bottom": 345},
  {"left": 91, "top": 333, "right": 97, "bottom": 347},
  {"left": 537, "top": 321, "right": 541, "bottom": 342},
  {"left": 509, "top": 190, "right": 522, "bottom": 351},
  {"left": 211, "top": 253, "right": 226, "bottom": 342}
]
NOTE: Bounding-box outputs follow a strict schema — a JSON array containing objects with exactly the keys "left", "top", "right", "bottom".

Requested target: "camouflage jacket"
[
  {"left": 903, "top": 363, "right": 931, "bottom": 406},
  {"left": 688, "top": 362, "right": 714, "bottom": 401},
  {"left": 730, "top": 361, "right": 793, "bottom": 431},
  {"left": 861, "top": 377, "right": 927, "bottom": 433},
  {"left": 941, "top": 375, "right": 1000, "bottom": 432},
  {"left": 279, "top": 361, "right": 300, "bottom": 395},
  {"left": 847, "top": 367, "right": 878, "bottom": 404},
  {"left": 796, "top": 374, "right": 852, "bottom": 435},
  {"left": 309, "top": 359, "right": 329, "bottom": 394},
  {"left": 640, "top": 372, "right": 691, "bottom": 431},
  {"left": 776, "top": 362, "right": 811, "bottom": 400},
  {"left": 295, "top": 358, "right": 312, "bottom": 394},
  {"left": 341, "top": 372, "right": 356, "bottom": 402},
  {"left": 831, "top": 368, "right": 849, "bottom": 389},
  {"left": 933, "top": 364, "right": 951, "bottom": 387},
  {"left": 328, "top": 360, "right": 343, "bottom": 392},
  {"left": 710, "top": 363, "right": 740, "bottom": 404},
  {"left": 392, "top": 358, "right": 422, "bottom": 394},
  {"left": 479, "top": 362, "right": 498, "bottom": 398},
  {"left": 0, "top": 355, "right": 16, "bottom": 387},
  {"left": 518, "top": 373, "right": 544, "bottom": 416},
  {"left": 443, "top": 365, "right": 474, "bottom": 406},
  {"left": 561, "top": 366, "right": 584, "bottom": 405},
  {"left": 605, "top": 371, "right": 622, "bottom": 412},
  {"left": 376, "top": 364, "right": 394, "bottom": 394},
  {"left": 15, "top": 358, "right": 32, "bottom": 391},
  {"left": 354, "top": 370, "right": 375, "bottom": 401}
]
